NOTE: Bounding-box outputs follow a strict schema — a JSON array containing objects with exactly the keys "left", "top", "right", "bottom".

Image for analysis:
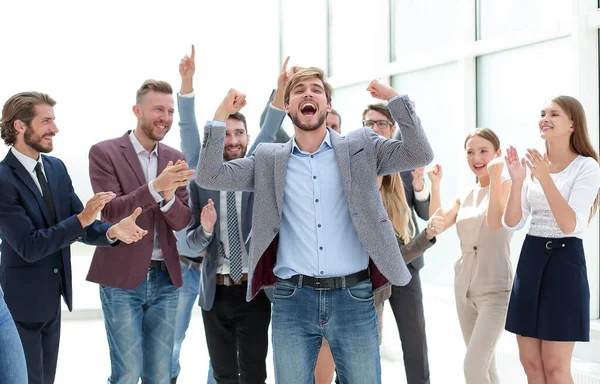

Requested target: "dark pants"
[
  {"left": 202, "top": 283, "right": 271, "bottom": 384},
  {"left": 15, "top": 311, "right": 61, "bottom": 384},
  {"left": 388, "top": 266, "right": 430, "bottom": 384}
]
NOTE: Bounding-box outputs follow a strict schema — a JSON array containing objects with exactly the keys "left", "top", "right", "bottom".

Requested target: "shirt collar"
[
  {"left": 291, "top": 130, "right": 332, "bottom": 155},
  {"left": 129, "top": 130, "right": 158, "bottom": 156},
  {"left": 11, "top": 147, "right": 42, "bottom": 173}
]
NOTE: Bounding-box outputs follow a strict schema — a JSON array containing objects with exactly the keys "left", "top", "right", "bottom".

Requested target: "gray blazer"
[
  {"left": 179, "top": 94, "right": 285, "bottom": 310},
  {"left": 196, "top": 95, "right": 434, "bottom": 301}
]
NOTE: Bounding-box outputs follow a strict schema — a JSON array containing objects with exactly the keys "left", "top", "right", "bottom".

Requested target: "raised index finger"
[
  {"left": 191, "top": 44, "right": 195, "bottom": 60},
  {"left": 282, "top": 56, "right": 290, "bottom": 73}
]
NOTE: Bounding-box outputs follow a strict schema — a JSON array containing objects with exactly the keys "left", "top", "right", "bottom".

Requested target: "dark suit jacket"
[
  {"left": 86, "top": 132, "right": 191, "bottom": 289},
  {"left": 400, "top": 170, "right": 430, "bottom": 270},
  {"left": 0, "top": 150, "right": 113, "bottom": 322}
]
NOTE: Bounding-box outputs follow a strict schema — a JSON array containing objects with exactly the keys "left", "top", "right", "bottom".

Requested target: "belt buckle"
[
  {"left": 314, "top": 278, "right": 330, "bottom": 291},
  {"left": 223, "top": 276, "right": 233, "bottom": 287}
]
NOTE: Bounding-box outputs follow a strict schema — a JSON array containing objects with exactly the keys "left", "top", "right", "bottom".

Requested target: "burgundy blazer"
[{"left": 86, "top": 131, "right": 191, "bottom": 289}]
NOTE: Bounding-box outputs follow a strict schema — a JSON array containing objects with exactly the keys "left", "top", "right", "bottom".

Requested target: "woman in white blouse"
[{"left": 503, "top": 96, "right": 600, "bottom": 383}]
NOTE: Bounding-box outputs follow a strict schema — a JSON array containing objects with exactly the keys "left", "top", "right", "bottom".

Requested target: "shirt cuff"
[
  {"left": 202, "top": 228, "right": 213, "bottom": 237},
  {"left": 148, "top": 181, "right": 164, "bottom": 203},
  {"left": 207, "top": 120, "right": 227, "bottom": 127},
  {"left": 106, "top": 231, "right": 118, "bottom": 244},
  {"left": 179, "top": 91, "right": 195, "bottom": 98},
  {"left": 269, "top": 103, "right": 284, "bottom": 112},
  {"left": 414, "top": 183, "right": 430, "bottom": 202},
  {"left": 160, "top": 196, "right": 176, "bottom": 212}
]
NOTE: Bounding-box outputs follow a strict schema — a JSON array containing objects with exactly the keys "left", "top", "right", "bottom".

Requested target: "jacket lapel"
[
  {"left": 330, "top": 132, "right": 352, "bottom": 198},
  {"left": 274, "top": 142, "right": 292, "bottom": 216},
  {"left": 42, "top": 156, "right": 62, "bottom": 221},
  {"left": 5, "top": 150, "right": 54, "bottom": 226},
  {"left": 120, "top": 132, "right": 146, "bottom": 186}
]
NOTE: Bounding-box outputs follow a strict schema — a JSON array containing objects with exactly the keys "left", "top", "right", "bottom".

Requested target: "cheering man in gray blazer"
[{"left": 196, "top": 68, "right": 433, "bottom": 384}]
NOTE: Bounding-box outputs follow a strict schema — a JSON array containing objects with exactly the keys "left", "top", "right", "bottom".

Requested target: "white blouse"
[{"left": 503, "top": 155, "right": 600, "bottom": 239}]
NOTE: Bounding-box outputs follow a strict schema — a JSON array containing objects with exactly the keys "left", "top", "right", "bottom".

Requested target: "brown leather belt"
[{"left": 216, "top": 273, "right": 248, "bottom": 286}]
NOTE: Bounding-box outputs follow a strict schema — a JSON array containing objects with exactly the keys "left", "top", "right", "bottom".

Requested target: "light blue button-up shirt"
[{"left": 274, "top": 131, "right": 369, "bottom": 279}]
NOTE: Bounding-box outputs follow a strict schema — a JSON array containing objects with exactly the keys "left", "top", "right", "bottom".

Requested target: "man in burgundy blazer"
[{"left": 87, "top": 79, "right": 193, "bottom": 384}]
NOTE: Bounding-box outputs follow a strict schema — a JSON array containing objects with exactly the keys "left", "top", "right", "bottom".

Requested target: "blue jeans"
[
  {"left": 170, "top": 260, "right": 217, "bottom": 384},
  {"left": 0, "top": 284, "right": 28, "bottom": 384},
  {"left": 272, "top": 278, "right": 381, "bottom": 384},
  {"left": 100, "top": 266, "right": 179, "bottom": 384}
]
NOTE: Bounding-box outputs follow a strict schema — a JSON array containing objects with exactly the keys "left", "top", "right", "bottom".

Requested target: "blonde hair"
[
  {"left": 283, "top": 67, "right": 333, "bottom": 104},
  {"left": 379, "top": 174, "right": 415, "bottom": 244}
]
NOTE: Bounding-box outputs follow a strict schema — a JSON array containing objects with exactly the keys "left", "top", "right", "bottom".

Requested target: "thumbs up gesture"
[
  {"left": 425, "top": 207, "right": 445, "bottom": 240},
  {"left": 107, "top": 207, "right": 148, "bottom": 244}
]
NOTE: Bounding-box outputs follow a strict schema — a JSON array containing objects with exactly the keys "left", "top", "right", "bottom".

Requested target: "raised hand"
[
  {"left": 427, "top": 164, "right": 443, "bottom": 185},
  {"left": 200, "top": 198, "right": 217, "bottom": 233},
  {"left": 525, "top": 148, "right": 550, "bottom": 184},
  {"left": 411, "top": 167, "right": 426, "bottom": 192},
  {"left": 153, "top": 160, "right": 195, "bottom": 197},
  {"left": 425, "top": 207, "right": 445, "bottom": 240},
  {"left": 504, "top": 146, "right": 527, "bottom": 184},
  {"left": 107, "top": 207, "right": 148, "bottom": 244},
  {"left": 274, "top": 56, "right": 297, "bottom": 109},
  {"left": 78, "top": 192, "right": 116, "bottom": 228},
  {"left": 486, "top": 157, "right": 504, "bottom": 181},
  {"left": 179, "top": 44, "right": 195, "bottom": 80},
  {"left": 366, "top": 78, "right": 399, "bottom": 101},
  {"left": 214, "top": 88, "right": 247, "bottom": 122}
]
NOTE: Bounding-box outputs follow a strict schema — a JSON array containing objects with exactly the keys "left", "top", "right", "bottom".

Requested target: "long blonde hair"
[{"left": 379, "top": 174, "right": 416, "bottom": 244}]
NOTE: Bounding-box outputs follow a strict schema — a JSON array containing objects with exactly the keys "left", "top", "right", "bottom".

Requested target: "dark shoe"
[{"left": 171, "top": 378, "right": 177, "bottom": 384}]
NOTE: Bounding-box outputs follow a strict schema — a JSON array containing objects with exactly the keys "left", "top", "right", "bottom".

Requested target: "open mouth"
[
  {"left": 300, "top": 102, "right": 317, "bottom": 116},
  {"left": 540, "top": 125, "right": 553, "bottom": 132},
  {"left": 473, "top": 164, "right": 486, "bottom": 171}
]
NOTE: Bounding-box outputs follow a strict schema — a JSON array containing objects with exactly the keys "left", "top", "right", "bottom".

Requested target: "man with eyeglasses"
[{"left": 363, "top": 102, "right": 432, "bottom": 384}]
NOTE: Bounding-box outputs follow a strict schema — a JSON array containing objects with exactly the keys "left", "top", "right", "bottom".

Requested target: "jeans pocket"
[
  {"left": 346, "top": 280, "right": 374, "bottom": 302},
  {"left": 273, "top": 280, "right": 297, "bottom": 299}
]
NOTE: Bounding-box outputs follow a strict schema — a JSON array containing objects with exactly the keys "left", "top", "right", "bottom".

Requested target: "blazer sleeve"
[
  {"left": 399, "top": 230, "right": 436, "bottom": 265},
  {"left": 371, "top": 95, "right": 434, "bottom": 176},
  {"left": 89, "top": 143, "right": 159, "bottom": 223},
  {"left": 0, "top": 179, "right": 86, "bottom": 263},
  {"left": 247, "top": 104, "right": 286, "bottom": 156},
  {"left": 186, "top": 181, "right": 213, "bottom": 254},
  {"left": 196, "top": 123, "right": 256, "bottom": 192},
  {"left": 178, "top": 94, "right": 201, "bottom": 170}
]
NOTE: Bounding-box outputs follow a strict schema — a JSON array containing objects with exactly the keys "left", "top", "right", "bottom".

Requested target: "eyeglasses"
[{"left": 363, "top": 120, "right": 393, "bottom": 128}]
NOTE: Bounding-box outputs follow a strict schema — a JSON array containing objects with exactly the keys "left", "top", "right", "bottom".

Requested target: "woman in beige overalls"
[{"left": 428, "top": 128, "right": 513, "bottom": 384}]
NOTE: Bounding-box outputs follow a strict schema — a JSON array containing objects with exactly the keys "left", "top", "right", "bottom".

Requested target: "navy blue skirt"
[{"left": 506, "top": 235, "right": 589, "bottom": 342}]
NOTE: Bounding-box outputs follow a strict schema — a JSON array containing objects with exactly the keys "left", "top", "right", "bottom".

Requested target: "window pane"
[
  {"left": 329, "top": 0, "right": 389, "bottom": 78},
  {"left": 478, "top": 0, "right": 571, "bottom": 40},
  {"left": 331, "top": 81, "right": 375, "bottom": 133},
  {"left": 392, "top": 0, "right": 459, "bottom": 60},
  {"left": 477, "top": 37, "right": 573, "bottom": 272},
  {"left": 281, "top": 0, "right": 328, "bottom": 69},
  {"left": 391, "top": 63, "right": 459, "bottom": 288}
]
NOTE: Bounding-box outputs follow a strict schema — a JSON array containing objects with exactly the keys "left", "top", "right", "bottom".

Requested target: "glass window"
[
  {"left": 329, "top": 0, "right": 389, "bottom": 78},
  {"left": 392, "top": 0, "right": 459, "bottom": 61},
  {"left": 477, "top": 0, "right": 571, "bottom": 40},
  {"left": 477, "top": 37, "right": 573, "bottom": 271},
  {"left": 391, "top": 63, "right": 459, "bottom": 288},
  {"left": 280, "top": 0, "right": 328, "bottom": 70},
  {"left": 331, "top": 81, "right": 375, "bottom": 133}
]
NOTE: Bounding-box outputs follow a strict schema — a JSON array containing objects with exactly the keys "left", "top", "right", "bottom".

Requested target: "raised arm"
[
  {"left": 196, "top": 89, "right": 256, "bottom": 192},
  {"left": 486, "top": 157, "right": 512, "bottom": 230},
  {"left": 178, "top": 44, "right": 202, "bottom": 169},
  {"left": 399, "top": 207, "right": 444, "bottom": 264},
  {"left": 367, "top": 79, "right": 434, "bottom": 175},
  {"left": 502, "top": 146, "right": 529, "bottom": 230},
  {"left": 409, "top": 168, "right": 431, "bottom": 220},
  {"left": 248, "top": 57, "right": 291, "bottom": 155},
  {"left": 427, "top": 164, "right": 460, "bottom": 230}
]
